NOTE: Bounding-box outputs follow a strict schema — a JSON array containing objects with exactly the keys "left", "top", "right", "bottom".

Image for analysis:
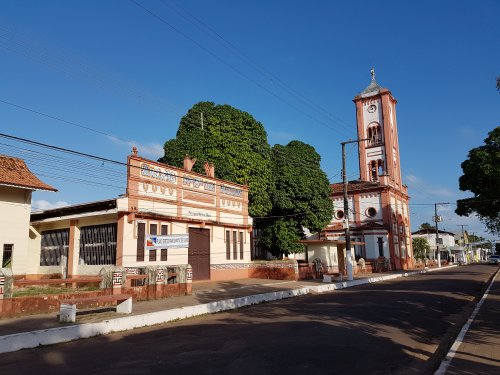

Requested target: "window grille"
[
  {"left": 2, "top": 244, "right": 13, "bottom": 268},
  {"left": 79, "top": 223, "right": 117, "bottom": 265},
  {"left": 40, "top": 229, "right": 69, "bottom": 266}
]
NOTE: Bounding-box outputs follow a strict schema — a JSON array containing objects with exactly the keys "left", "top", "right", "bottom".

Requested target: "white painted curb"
[{"left": 0, "top": 265, "right": 456, "bottom": 354}]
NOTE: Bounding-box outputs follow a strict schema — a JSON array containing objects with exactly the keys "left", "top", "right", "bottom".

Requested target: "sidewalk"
[
  {"left": 0, "top": 267, "right": 451, "bottom": 354},
  {"left": 435, "top": 266, "right": 500, "bottom": 375}
]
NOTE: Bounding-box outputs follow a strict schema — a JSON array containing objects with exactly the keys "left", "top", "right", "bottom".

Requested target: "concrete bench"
[
  {"left": 323, "top": 272, "right": 343, "bottom": 283},
  {"left": 59, "top": 294, "right": 132, "bottom": 322}
]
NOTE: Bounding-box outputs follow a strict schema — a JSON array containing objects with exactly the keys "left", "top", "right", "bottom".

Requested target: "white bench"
[
  {"left": 322, "top": 273, "right": 343, "bottom": 283},
  {"left": 59, "top": 294, "right": 132, "bottom": 322}
]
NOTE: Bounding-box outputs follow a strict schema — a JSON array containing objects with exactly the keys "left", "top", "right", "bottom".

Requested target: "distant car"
[{"left": 487, "top": 255, "right": 500, "bottom": 265}]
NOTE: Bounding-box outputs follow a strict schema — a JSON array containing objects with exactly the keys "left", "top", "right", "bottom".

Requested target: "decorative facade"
[
  {"left": 322, "top": 71, "right": 414, "bottom": 271},
  {"left": 26, "top": 150, "right": 253, "bottom": 281}
]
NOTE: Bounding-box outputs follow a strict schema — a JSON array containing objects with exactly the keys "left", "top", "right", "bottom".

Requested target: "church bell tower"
[{"left": 353, "top": 69, "right": 403, "bottom": 189}]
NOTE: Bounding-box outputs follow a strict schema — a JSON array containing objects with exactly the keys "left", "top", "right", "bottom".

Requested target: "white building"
[
  {"left": 411, "top": 228, "right": 456, "bottom": 261},
  {"left": 0, "top": 155, "right": 56, "bottom": 274}
]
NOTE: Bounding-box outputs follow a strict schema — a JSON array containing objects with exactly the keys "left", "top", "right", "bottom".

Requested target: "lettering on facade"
[
  {"left": 141, "top": 163, "right": 177, "bottom": 184},
  {"left": 220, "top": 185, "right": 243, "bottom": 198},
  {"left": 183, "top": 175, "right": 215, "bottom": 192},
  {"left": 188, "top": 210, "right": 212, "bottom": 218},
  {"left": 146, "top": 234, "right": 189, "bottom": 250}
]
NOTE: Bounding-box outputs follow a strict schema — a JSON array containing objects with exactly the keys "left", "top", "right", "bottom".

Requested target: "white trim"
[{"left": 31, "top": 209, "right": 118, "bottom": 223}]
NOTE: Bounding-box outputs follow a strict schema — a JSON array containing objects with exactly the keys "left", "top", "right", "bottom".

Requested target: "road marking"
[{"left": 434, "top": 267, "right": 500, "bottom": 375}]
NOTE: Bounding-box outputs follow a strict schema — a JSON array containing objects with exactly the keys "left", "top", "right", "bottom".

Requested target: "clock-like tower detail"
[
  {"left": 322, "top": 70, "right": 413, "bottom": 272},
  {"left": 354, "top": 69, "right": 403, "bottom": 188}
]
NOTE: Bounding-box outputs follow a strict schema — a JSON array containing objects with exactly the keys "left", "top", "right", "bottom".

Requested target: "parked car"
[{"left": 487, "top": 255, "right": 500, "bottom": 265}]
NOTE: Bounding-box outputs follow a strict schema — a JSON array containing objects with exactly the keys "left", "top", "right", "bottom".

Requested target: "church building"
[{"left": 322, "top": 71, "right": 414, "bottom": 271}]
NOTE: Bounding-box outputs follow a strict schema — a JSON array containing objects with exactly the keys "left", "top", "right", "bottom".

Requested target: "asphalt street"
[{"left": 0, "top": 265, "right": 496, "bottom": 375}]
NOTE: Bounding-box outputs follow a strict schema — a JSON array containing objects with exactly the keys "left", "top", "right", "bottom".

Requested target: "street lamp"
[{"left": 341, "top": 138, "right": 368, "bottom": 281}]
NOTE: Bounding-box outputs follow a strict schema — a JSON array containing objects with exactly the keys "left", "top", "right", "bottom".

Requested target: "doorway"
[{"left": 188, "top": 228, "right": 210, "bottom": 280}]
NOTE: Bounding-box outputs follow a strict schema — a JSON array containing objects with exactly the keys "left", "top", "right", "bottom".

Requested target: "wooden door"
[{"left": 188, "top": 228, "right": 210, "bottom": 280}]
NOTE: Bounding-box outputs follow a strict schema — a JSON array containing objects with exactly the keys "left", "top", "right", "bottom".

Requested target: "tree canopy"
[
  {"left": 159, "top": 102, "right": 274, "bottom": 217},
  {"left": 419, "top": 222, "right": 433, "bottom": 230},
  {"left": 259, "top": 141, "right": 333, "bottom": 256},
  {"left": 412, "top": 237, "right": 430, "bottom": 259},
  {"left": 456, "top": 127, "right": 500, "bottom": 235}
]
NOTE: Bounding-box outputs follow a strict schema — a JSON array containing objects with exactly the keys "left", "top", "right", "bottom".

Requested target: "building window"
[
  {"left": 239, "top": 232, "right": 244, "bottom": 260},
  {"left": 377, "top": 237, "right": 384, "bottom": 257},
  {"left": 226, "top": 230, "right": 231, "bottom": 260},
  {"left": 335, "top": 210, "right": 344, "bottom": 219},
  {"left": 137, "top": 222, "right": 145, "bottom": 262},
  {"left": 233, "top": 231, "right": 237, "bottom": 260},
  {"left": 366, "top": 207, "right": 377, "bottom": 218},
  {"left": 149, "top": 249, "right": 157, "bottom": 262},
  {"left": 79, "top": 223, "right": 117, "bottom": 265},
  {"left": 370, "top": 160, "right": 378, "bottom": 181},
  {"left": 40, "top": 229, "right": 69, "bottom": 266},
  {"left": 2, "top": 244, "right": 13, "bottom": 268},
  {"left": 161, "top": 225, "right": 168, "bottom": 261},
  {"left": 368, "top": 123, "right": 382, "bottom": 146},
  {"left": 150, "top": 223, "right": 157, "bottom": 235}
]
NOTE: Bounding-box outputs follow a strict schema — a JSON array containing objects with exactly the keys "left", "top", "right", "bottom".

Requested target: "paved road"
[{"left": 0, "top": 265, "right": 496, "bottom": 375}]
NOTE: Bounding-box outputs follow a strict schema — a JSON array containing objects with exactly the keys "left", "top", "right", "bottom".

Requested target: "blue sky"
[{"left": 1, "top": 0, "right": 499, "bottom": 241}]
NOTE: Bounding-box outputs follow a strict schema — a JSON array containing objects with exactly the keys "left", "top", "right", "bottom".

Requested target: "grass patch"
[{"left": 13, "top": 285, "right": 100, "bottom": 297}]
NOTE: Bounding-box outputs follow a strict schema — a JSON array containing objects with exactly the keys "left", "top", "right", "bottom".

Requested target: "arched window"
[
  {"left": 370, "top": 160, "right": 378, "bottom": 181},
  {"left": 378, "top": 160, "right": 384, "bottom": 176},
  {"left": 367, "top": 123, "right": 382, "bottom": 146}
]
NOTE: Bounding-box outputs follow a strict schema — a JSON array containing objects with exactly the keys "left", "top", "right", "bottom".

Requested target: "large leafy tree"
[
  {"left": 259, "top": 141, "right": 333, "bottom": 256},
  {"left": 159, "top": 102, "right": 274, "bottom": 217},
  {"left": 456, "top": 127, "right": 500, "bottom": 235},
  {"left": 412, "top": 237, "right": 430, "bottom": 259},
  {"left": 419, "top": 222, "right": 433, "bottom": 230}
]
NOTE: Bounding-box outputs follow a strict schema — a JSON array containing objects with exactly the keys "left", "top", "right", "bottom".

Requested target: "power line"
[
  {"left": 161, "top": 0, "right": 354, "bottom": 133},
  {"left": 130, "top": 0, "right": 355, "bottom": 139}
]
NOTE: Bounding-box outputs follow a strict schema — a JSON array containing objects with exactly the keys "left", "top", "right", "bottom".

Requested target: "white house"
[{"left": 0, "top": 155, "right": 56, "bottom": 274}]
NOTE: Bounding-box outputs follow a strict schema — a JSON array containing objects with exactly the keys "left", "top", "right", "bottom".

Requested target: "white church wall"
[{"left": 359, "top": 194, "right": 383, "bottom": 222}]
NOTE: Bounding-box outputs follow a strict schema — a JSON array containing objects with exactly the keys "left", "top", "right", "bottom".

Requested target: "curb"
[{"left": 0, "top": 265, "right": 456, "bottom": 354}]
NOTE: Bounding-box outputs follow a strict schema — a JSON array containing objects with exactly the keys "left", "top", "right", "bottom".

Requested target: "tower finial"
[{"left": 370, "top": 67, "right": 375, "bottom": 81}]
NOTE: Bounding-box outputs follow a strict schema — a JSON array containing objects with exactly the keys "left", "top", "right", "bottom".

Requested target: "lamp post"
[{"left": 341, "top": 138, "right": 368, "bottom": 281}]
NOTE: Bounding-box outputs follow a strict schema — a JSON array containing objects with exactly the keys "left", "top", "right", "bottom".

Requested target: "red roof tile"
[
  {"left": 0, "top": 155, "right": 57, "bottom": 191},
  {"left": 331, "top": 180, "right": 381, "bottom": 194}
]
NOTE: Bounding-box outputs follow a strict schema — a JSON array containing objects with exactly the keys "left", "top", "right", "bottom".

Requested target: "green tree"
[
  {"left": 456, "top": 127, "right": 500, "bottom": 235},
  {"left": 412, "top": 237, "right": 430, "bottom": 259},
  {"left": 159, "top": 102, "right": 274, "bottom": 217},
  {"left": 419, "top": 222, "right": 433, "bottom": 230},
  {"left": 259, "top": 141, "right": 333, "bottom": 256}
]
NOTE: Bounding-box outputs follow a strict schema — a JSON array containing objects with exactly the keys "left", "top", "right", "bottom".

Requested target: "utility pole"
[
  {"left": 200, "top": 111, "right": 204, "bottom": 130},
  {"left": 457, "top": 224, "right": 468, "bottom": 246},
  {"left": 433, "top": 203, "right": 449, "bottom": 268},
  {"left": 456, "top": 224, "right": 468, "bottom": 264},
  {"left": 341, "top": 138, "right": 368, "bottom": 281}
]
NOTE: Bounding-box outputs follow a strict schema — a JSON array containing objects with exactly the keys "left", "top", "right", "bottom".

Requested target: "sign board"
[{"left": 146, "top": 234, "right": 189, "bottom": 250}]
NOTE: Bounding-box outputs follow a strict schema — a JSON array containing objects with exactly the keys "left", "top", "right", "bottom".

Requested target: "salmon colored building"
[
  {"left": 321, "top": 71, "right": 414, "bottom": 271},
  {"left": 26, "top": 149, "right": 253, "bottom": 281}
]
